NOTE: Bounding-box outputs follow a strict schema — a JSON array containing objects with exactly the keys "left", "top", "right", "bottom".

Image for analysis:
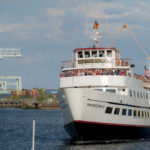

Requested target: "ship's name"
[{"left": 87, "top": 103, "right": 105, "bottom": 109}]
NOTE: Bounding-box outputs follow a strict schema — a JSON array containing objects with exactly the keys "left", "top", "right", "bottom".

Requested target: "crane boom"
[
  {"left": 111, "top": 24, "right": 150, "bottom": 76},
  {"left": 125, "top": 25, "right": 150, "bottom": 61},
  {"left": 111, "top": 24, "right": 150, "bottom": 60},
  {"left": 111, "top": 25, "right": 126, "bottom": 46},
  {"left": 0, "top": 48, "right": 21, "bottom": 59}
]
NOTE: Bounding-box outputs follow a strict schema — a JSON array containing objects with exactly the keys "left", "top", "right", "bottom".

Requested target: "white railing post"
[{"left": 32, "top": 120, "right": 35, "bottom": 150}]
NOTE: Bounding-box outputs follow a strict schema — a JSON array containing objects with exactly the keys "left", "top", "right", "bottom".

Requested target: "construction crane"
[
  {"left": 0, "top": 48, "right": 22, "bottom": 91},
  {"left": 0, "top": 48, "right": 21, "bottom": 59},
  {"left": 111, "top": 24, "right": 150, "bottom": 75}
]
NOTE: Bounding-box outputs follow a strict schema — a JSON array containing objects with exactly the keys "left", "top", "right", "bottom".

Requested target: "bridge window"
[
  {"left": 107, "top": 50, "right": 112, "bottom": 57},
  {"left": 85, "top": 51, "right": 90, "bottom": 58},
  {"left": 78, "top": 51, "right": 83, "bottom": 58},
  {"left": 99, "top": 50, "right": 105, "bottom": 57},
  {"left": 92, "top": 51, "right": 97, "bottom": 57}
]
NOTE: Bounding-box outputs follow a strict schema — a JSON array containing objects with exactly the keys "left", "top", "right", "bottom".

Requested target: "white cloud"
[
  {"left": 45, "top": 8, "right": 66, "bottom": 42},
  {"left": 0, "top": 1, "right": 149, "bottom": 44},
  {"left": 21, "top": 53, "right": 47, "bottom": 64},
  {"left": 0, "top": 24, "right": 21, "bottom": 33},
  {"left": 71, "top": 1, "right": 150, "bottom": 21},
  {"left": 47, "top": 8, "right": 65, "bottom": 17}
]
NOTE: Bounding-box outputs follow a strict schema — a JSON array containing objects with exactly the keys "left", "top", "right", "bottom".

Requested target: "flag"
[
  {"left": 93, "top": 21, "right": 99, "bottom": 30},
  {"left": 144, "top": 65, "right": 149, "bottom": 77}
]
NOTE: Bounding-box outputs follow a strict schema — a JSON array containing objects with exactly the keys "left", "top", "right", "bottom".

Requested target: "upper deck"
[{"left": 62, "top": 47, "right": 132, "bottom": 70}]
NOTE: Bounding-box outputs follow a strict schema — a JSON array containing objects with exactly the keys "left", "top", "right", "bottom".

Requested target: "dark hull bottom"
[{"left": 64, "top": 121, "right": 150, "bottom": 141}]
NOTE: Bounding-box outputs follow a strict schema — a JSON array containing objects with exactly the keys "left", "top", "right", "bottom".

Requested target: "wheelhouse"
[{"left": 73, "top": 47, "right": 131, "bottom": 69}]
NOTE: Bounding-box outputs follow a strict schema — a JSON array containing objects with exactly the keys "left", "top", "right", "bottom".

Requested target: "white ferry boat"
[{"left": 57, "top": 21, "right": 150, "bottom": 141}]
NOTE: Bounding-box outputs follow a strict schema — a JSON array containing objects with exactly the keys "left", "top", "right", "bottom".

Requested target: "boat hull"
[
  {"left": 65, "top": 120, "right": 150, "bottom": 141},
  {"left": 57, "top": 88, "right": 150, "bottom": 141}
]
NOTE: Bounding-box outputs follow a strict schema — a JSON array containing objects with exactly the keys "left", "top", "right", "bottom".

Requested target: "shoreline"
[{"left": 0, "top": 99, "right": 60, "bottom": 110}]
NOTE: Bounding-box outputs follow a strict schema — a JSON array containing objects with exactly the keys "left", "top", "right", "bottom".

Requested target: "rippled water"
[{"left": 0, "top": 108, "right": 150, "bottom": 150}]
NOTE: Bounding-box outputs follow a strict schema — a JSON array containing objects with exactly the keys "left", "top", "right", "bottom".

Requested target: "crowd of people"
[
  {"left": 60, "top": 68, "right": 130, "bottom": 77},
  {"left": 60, "top": 68, "right": 150, "bottom": 81},
  {"left": 133, "top": 74, "right": 150, "bottom": 83},
  {"left": 60, "top": 68, "right": 150, "bottom": 89},
  {"left": 60, "top": 69, "right": 150, "bottom": 90}
]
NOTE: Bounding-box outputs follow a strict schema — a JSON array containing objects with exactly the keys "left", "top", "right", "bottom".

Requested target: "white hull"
[{"left": 57, "top": 88, "right": 150, "bottom": 140}]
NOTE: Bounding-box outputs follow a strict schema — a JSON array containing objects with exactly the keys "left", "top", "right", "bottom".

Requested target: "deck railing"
[
  {"left": 61, "top": 58, "right": 132, "bottom": 69},
  {"left": 61, "top": 60, "right": 75, "bottom": 69}
]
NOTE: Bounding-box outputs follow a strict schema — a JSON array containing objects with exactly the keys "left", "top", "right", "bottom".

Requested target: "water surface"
[{"left": 0, "top": 108, "right": 150, "bottom": 150}]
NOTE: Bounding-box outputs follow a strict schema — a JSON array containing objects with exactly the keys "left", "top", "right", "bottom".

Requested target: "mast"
[
  {"left": 86, "top": 19, "right": 101, "bottom": 48},
  {"left": 93, "top": 21, "right": 101, "bottom": 47}
]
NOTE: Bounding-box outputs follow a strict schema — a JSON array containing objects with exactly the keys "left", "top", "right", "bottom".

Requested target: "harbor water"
[{"left": 0, "top": 108, "right": 150, "bottom": 150}]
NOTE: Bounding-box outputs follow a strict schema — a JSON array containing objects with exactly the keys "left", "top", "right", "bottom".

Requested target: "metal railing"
[
  {"left": 61, "top": 60, "right": 75, "bottom": 69},
  {"left": 61, "top": 58, "right": 132, "bottom": 69}
]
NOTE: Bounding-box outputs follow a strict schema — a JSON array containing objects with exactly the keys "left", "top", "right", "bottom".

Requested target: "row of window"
[
  {"left": 105, "top": 107, "right": 150, "bottom": 118},
  {"left": 129, "top": 90, "right": 149, "bottom": 99},
  {"left": 78, "top": 50, "right": 113, "bottom": 58}
]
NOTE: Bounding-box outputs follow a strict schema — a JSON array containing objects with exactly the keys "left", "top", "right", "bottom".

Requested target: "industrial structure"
[{"left": 0, "top": 48, "right": 22, "bottom": 92}]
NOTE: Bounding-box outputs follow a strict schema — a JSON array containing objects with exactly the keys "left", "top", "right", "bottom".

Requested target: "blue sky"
[{"left": 0, "top": 0, "right": 150, "bottom": 89}]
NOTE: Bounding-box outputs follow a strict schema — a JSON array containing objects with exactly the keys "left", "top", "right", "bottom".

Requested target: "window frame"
[
  {"left": 128, "top": 109, "right": 132, "bottom": 116},
  {"left": 84, "top": 51, "right": 90, "bottom": 58},
  {"left": 99, "top": 50, "right": 105, "bottom": 57},
  {"left": 129, "top": 90, "right": 132, "bottom": 97},
  {"left": 114, "top": 108, "right": 120, "bottom": 115},
  {"left": 105, "top": 107, "right": 113, "bottom": 114},
  {"left": 106, "top": 50, "right": 112, "bottom": 57},
  {"left": 92, "top": 50, "right": 97, "bottom": 57},
  {"left": 78, "top": 51, "right": 83, "bottom": 58},
  {"left": 133, "top": 110, "right": 137, "bottom": 117},
  {"left": 122, "top": 109, "right": 127, "bottom": 116}
]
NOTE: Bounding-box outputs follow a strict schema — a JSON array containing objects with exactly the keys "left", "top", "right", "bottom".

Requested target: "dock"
[{"left": 0, "top": 99, "right": 60, "bottom": 109}]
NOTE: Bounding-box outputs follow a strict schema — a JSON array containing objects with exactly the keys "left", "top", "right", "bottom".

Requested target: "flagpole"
[{"left": 149, "top": 61, "right": 150, "bottom": 76}]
